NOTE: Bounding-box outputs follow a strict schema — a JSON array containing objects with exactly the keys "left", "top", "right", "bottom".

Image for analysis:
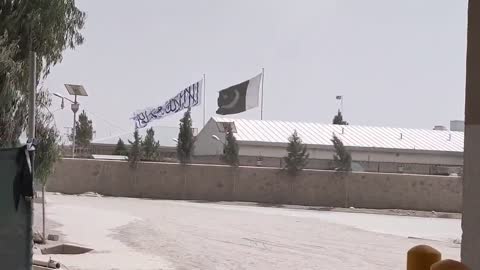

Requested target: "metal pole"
[
  {"left": 203, "top": 73, "right": 206, "bottom": 126},
  {"left": 260, "top": 68, "right": 265, "bottom": 120},
  {"left": 28, "top": 53, "right": 36, "bottom": 138},
  {"left": 72, "top": 95, "right": 77, "bottom": 158},
  {"left": 42, "top": 186, "right": 45, "bottom": 243},
  {"left": 27, "top": 50, "right": 36, "bottom": 270},
  {"left": 341, "top": 96, "right": 344, "bottom": 114}
]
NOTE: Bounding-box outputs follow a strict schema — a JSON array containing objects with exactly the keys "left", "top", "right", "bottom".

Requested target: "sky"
[{"left": 44, "top": 0, "right": 468, "bottom": 144}]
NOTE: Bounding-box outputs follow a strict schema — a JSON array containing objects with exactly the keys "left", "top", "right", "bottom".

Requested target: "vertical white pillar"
[{"left": 461, "top": 1, "right": 480, "bottom": 268}]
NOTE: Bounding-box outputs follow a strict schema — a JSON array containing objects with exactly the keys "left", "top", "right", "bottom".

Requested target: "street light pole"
[
  {"left": 71, "top": 96, "right": 79, "bottom": 158},
  {"left": 26, "top": 50, "right": 36, "bottom": 269}
]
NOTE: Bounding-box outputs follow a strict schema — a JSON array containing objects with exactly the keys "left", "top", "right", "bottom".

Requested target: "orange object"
[
  {"left": 407, "top": 245, "right": 442, "bottom": 270},
  {"left": 430, "top": 259, "right": 470, "bottom": 270}
]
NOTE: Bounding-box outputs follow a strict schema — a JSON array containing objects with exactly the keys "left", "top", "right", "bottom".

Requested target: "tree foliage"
[
  {"left": 0, "top": 0, "right": 86, "bottom": 146},
  {"left": 34, "top": 89, "right": 61, "bottom": 185},
  {"left": 332, "top": 135, "right": 352, "bottom": 171},
  {"left": 113, "top": 138, "right": 128, "bottom": 156},
  {"left": 0, "top": 0, "right": 86, "bottom": 75},
  {"left": 283, "top": 130, "right": 309, "bottom": 176},
  {"left": 333, "top": 110, "right": 348, "bottom": 125},
  {"left": 128, "top": 130, "right": 142, "bottom": 168},
  {"left": 0, "top": 34, "right": 24, "bottom": 147},
  {"left": 142, "top": 127, "right": 160, "bottom": 161},
  {"left": 176, "top": 109, "right": 194, "bottom": 164},
  {"left": 221, "top": 124, "right": 239, "bottom": 166},
  {"left": 74, "top": 110, "right": 93, "bottom": 148}
]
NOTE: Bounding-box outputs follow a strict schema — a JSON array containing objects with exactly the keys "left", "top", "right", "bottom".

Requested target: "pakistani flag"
[{"left": 216, "top": 73, "right": 262, "bottom": 115}]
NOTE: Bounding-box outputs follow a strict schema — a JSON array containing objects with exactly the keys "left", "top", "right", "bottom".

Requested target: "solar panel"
[{"left": 64, "top": 84, "right": 88, "bottom": 96}]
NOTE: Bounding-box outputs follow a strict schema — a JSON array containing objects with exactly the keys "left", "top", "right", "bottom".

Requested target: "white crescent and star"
[{"left": 220, "top": 89, "right": 240, "bottom": 109}]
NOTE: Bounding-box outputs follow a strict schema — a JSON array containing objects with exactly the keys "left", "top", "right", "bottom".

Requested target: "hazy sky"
[{"left": 44, "top": 0, "right": 468, "bottom": 142}]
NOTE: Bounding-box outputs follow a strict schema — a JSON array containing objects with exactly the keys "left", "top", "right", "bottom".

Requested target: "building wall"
[
  {"left": 193, "top": 119, "right": 463, "bottom": 174},
  {"left": 239, "top": 145, "right": 463, "bottom": 166},
  {"left": 194, "top": 118, "right": 224, "bottom": 156},
  {"left": 47, "top": 159, "right": 462, "bottom": 212}
]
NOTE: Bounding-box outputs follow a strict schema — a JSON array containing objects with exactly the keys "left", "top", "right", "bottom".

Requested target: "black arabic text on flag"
[{"left": 132, "top": 80, "right": 202, "bottom": 128}]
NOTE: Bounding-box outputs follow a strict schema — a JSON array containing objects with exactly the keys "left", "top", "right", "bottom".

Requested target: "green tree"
[
  {"left": 0, "top": 0, "right": 86, "bottom": 146},
  {"left": 283, "top": 130, "right": 309, "bottom": 176},
  {"left": 74, "top": 110, "right": 94, "bottom": 148},
  {"left": 34, "top": 89, "right": 61, "bottom": 243},
  {"left": 221, "top": 124, "right": 239, "bottom": 166},
  {"left": 0, "top": 34, "right": 24, "bottom": 147},
  {"left": 113, "top": 138, "right": 128, "bottom": 156},
  {"left": 0, "top": 0, "right": 86, "bottom": 75},
  {"left": 128, "top": 130, "right": 142, "bottom": 168},
  {"left": 142, "top": 127, "right": 160, "bottom": 161},
  {"left": 34, "top": 90, "right": 61, "bottom": 184},
  {"left": 176, "top": 109, "right": 195, "bottom": 164},
  {"left": 332, "top": 135, "right": 352, "bottom": 171},
  {"left": 333, "top": 110, "right": 349, "bottom": 125}
]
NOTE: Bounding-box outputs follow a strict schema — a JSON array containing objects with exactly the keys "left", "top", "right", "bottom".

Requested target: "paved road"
[{"left": 35, "top": 194, "right": 461, "bottom": 270}]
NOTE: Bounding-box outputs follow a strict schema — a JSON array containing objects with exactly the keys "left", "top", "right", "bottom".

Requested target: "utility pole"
[
  {"left": 71, "top": 97, "right": 79, "bottom": 158},
  {"left": 260, "top": 68, "right": 265, "bottom": 120},
  {"left": 27, "top": 50, "right": 36, "bottom": 270}
]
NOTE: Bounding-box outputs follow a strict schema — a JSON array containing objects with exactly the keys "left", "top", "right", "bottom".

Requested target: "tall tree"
[
  {"left": 0, "top": 0, "right": 86, "bottom": 146},
  {"left": 128, "top": 130, "right": 142, "bottom": 168},
  {"left": 332, "top": 135, "right": 352, "bottom": 171},
  {"left": 113, "top": 138, "right": 128, "bottom": 156},
  {"left": 283, "top": 130, "right": 309, "bottom": 176},
  {"left": 333, "top": 110, "right": 349, "bottom": 125},
  {"left": 73, "top": 110, "right": 94, "bottom": 148},
  {"left": 176, "top": 109, "right": 195, "bottom": 164},
  {"left": 221, "top": 124, "right": 239, "bottom": 166},
  {"left": 0, "top": 0, "right": 86, "bottom": 75},
  {"left": 142, "top": 127, "right": 160, "bottom": 161},
  {"left": 34, "top": 89, "right": 61, "bottom": 243},
  {"left": 0, "top": 34, "right": 24, "bottom": 147}
]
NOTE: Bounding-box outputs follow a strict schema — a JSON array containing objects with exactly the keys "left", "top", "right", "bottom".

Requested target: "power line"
[{"left": 81, "top": 108, "right": 129, "bottom": 133}]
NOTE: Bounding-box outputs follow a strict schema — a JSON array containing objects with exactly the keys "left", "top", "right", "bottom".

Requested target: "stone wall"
[{"left": 47, "top": 159, "right": 462, "bottom": 212}]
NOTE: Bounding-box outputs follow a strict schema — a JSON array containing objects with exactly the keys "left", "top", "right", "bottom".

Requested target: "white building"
[{"left": 194, "top": 117, "right": 464, "bottom": 174}]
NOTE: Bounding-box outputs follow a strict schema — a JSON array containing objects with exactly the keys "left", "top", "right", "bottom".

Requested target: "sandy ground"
[{"left": 33, "top": 194, "right": 461, "bottom": 270}]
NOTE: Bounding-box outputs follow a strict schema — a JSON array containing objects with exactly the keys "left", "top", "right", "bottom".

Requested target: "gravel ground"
[{"left": 34, "top": 193, "right": 461, "bottom": 270}]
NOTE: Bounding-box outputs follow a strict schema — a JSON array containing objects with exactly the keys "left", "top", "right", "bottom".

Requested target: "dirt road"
[{"left": 35, "top": 194, "right": 460, "bottom": 270}]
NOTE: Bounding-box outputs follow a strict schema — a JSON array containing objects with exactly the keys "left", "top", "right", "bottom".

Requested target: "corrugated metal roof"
[{"left": 212, "top": 117, "right": 464, "bottom": 153}]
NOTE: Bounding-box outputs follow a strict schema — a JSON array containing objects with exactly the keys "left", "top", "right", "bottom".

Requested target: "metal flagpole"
[
  {"left": 341, "top": 96, "right": 344, "bottom": 114},
  {"left": 261, "top": 68, "right": 265, "bottom": 120},
  {"left": 203, "top": 73, "right": 206, "bottom": 126}
]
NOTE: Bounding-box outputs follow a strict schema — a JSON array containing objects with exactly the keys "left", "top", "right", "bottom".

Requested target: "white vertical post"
[
  {"left": 203, "top": 73, "right": 206, "bottom": 126},
  {"left": 260, "top": 68, "right": 265, "bottom": 120},
  {"left": 462, "top": 1, "right": 480, "bottom": 269},
  {"left": 71, "top": 95, "right": 78, "bottom": 158}
]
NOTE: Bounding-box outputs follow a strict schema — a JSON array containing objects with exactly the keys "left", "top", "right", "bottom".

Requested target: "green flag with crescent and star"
[{"left": 216, "top": 74, "right": 262, "bottom": 115}]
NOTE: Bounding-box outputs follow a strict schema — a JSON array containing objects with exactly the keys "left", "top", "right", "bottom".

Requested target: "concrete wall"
[
  {"left": 462, "top": 2, "right": 480, "bottom": 267},
  {"left": 48, "top": 159, "right": 462, "bottom": 212}
]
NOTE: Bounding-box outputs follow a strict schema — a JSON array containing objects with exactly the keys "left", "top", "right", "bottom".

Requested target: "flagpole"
[
  {"left": 203, "top": 73, "right": 206, "bottom": 126},
  {"left": 261, "top": 68, "right": 265, "bottom": 120}
]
